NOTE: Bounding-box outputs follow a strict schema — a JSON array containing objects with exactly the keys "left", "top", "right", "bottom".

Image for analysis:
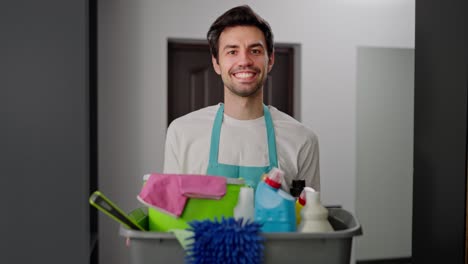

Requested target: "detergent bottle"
[
  {"left": 290, "top": 180, "right": 306, "bottom": 225},
  {"left": 297, "top": 187, "right": 333, "bottom": 232},
  {"left": 295, "top": 189, "right": 306, "bottom": 225},
  {"left": 254, "top": 167, "right": 296, "bottom": 232}
]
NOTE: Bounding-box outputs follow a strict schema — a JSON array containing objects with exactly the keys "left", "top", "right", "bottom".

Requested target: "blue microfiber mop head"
[{"left": 185, "top": 217, "right": 264, "bottom": 264}]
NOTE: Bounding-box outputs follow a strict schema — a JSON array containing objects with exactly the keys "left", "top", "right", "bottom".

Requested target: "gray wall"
[
  {"left": 356, "top": 47, "right": 414, "bottom": 260},
  {"left": 0, "top": 1, "right": 91, "bottom": 263},
  {"left": 413, "top": 0, "right": 468, "bottom": 262},
  {"left": 98, "top": 1, "right": 415, "bottom": 263}
]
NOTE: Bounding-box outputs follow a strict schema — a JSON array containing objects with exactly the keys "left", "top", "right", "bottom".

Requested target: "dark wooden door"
[{"left": 168, "top": 41, "right": 295, "bottom": 125}]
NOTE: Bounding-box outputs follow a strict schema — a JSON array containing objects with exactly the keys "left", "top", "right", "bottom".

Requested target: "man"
[{"left": 164, "top": 5, "right": 320, "bottom": 191}]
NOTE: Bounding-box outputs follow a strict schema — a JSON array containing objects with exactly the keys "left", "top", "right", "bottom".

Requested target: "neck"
[{"left": 224, "top": 87, "right": 264, "bottom": 120}]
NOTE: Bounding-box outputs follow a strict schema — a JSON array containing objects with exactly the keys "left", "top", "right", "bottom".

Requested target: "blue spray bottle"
[{"left": 254, "top": 167, "right": 296, "bottom": 232}]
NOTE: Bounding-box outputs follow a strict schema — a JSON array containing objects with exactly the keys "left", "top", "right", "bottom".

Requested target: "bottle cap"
[
  {"left": 264, "top": 167, "right": 284, "bottom": 189},
  {"left": 298, "top": 189, "right": 306, "bottom": 206}
]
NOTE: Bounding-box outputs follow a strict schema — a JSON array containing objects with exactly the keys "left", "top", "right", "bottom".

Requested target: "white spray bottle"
[
  {"left": 297, "top": 187, "right": 333, "bottom": 232},
  {"left": 234, "top": 187, "right": 255, "bottom": 223}
]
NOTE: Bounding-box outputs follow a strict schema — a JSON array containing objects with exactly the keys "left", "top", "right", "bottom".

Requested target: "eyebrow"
[
  {"left": 223, "top": 45, "right": 239, "bottom": 51},
  {"left": 249, "top": 43, "right": 265, "bottom": 49},
  {"left": 222, "top": 42, "right": 265, "bottom": 51}
]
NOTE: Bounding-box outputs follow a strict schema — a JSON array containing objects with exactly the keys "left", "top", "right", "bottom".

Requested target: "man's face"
[{"left": 212, "top": 26, "right": 274, "bottom": 98}]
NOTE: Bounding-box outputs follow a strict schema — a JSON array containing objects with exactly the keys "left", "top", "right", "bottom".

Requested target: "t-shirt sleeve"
[
  {"left": 163, "top": 122, "right": 181, "bottom": 173},
  {"left": 296, "top": 132, "right": 320, "bottom": 191}
]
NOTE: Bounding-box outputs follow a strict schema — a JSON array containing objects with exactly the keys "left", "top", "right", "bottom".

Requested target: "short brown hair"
[{"left": 207, "top": 5, "right": 274, "bottom": 63}]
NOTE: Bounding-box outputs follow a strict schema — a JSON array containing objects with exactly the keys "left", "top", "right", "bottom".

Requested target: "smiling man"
[
  {"left": 214, "top": 26, "right": 271, "bottom": 99},
  {"left": 164, "top": 5, "right": 320, "bottom": 192}
]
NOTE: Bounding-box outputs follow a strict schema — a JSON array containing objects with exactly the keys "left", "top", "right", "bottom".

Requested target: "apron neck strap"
[
  {"left": 263, "top": 104, "right": 278, "bottom": 168},
  {"left": 208, "top": 104, "right": 225, "bottom": 165},
  {"left": 209, "top": 103, "right": 278, "bottom": 167}
]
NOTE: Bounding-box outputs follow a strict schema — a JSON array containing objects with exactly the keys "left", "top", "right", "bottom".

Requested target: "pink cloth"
[
  {"left": 178, "top": 174, "right": 226, "bottom": 199},
  {"left": 137, "top": 173, "right": 227, "bottom": 217}
]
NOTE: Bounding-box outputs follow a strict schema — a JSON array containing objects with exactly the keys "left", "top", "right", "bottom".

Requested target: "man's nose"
[{"left": 238, "top": 50, "right": 254, "bottom": 67}]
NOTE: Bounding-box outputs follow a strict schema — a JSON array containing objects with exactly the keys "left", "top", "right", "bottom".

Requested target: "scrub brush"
[{"left": 185, "top": 217, "right": 264, "bottom": 264}]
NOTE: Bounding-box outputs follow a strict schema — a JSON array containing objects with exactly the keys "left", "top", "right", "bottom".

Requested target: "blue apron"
[{"left": 206, "top": 103, "right": 278, "bottom": 189}]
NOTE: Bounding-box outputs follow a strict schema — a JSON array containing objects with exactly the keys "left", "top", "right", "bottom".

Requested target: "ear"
[
  {"left": 212, "top": 56, "right": 221, "bottom": 75},
  {"left": 267, "top": 51, "right": 275, "bottom": 73}
]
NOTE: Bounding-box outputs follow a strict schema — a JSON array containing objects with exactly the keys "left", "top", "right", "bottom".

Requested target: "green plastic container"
[{"left": 148, "top": 177, "right": 245, "bottom": 231}]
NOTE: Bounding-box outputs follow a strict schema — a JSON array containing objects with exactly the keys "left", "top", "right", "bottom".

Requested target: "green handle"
[{"left": 89, "top": 191, "right": 146, "bottom": 231}]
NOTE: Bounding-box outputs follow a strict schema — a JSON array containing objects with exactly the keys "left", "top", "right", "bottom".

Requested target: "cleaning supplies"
[
  {"left": 137, "top": 173, "right": 227, "bottom": 217},
  {"left": 290, "top": 179, "right": 305, "bottom": 198},
  {"left": 295, "top": 189, "right": 306, "bottom": 225},
  {"left": 147, "top": 176, "right": 245, "bottom": 232},
  {"left": 290, "top": 180, "right": 306, "bottom": 225},
  {"left": 254, "top": 167, "right": 296, "bottom": 232},
  {"left": 297, "top": 187, "right": 334, "bottom": 232},
  {"left": 234, "top": 187, "right": 255, "bottom": 223},
  {"left": 185, "top": 218, "right": 264, "bottom": 264},
  {"left": 169, "top": 229, "right": 194, "bottom": 250},
  {"left": 89, "top": 191, "right": 146, "bottom": 231}
]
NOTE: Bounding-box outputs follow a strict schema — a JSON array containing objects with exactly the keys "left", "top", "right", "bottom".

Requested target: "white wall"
[
  {"left": 356, "top": 47, "right": 414, "bottom": 260},
  {"left": 98, "top": 1, "right": 415, "bottom": 263}
]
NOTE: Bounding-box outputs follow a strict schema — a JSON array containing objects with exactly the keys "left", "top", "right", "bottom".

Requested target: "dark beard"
[{"left": 226, "top": 81, "right": 263, "bottom": 97}]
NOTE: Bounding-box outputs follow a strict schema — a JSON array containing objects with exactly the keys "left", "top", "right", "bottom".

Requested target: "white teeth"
[{"left": 234, "top": 72, "right": 254, "bottom": 79}]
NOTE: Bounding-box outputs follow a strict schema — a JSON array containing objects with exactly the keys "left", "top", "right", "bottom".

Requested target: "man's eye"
[
  {"left": 251, "top": 49, "right": 262, "bottom": 54},
  {"left": 227, "top": 50, "right": 237, "bottom": 55}
]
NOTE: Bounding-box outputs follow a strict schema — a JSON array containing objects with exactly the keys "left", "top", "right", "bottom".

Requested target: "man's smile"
[
  {"left": 230, "top": 68, "right": 260, "bottom": 82},
  {"left": 233, "top": 72, "right": 255, "bottom": 79}
]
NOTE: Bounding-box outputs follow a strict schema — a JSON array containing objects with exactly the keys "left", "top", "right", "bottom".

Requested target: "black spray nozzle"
[{"left": 290, "top": 180, "right": 305, "bottom": 198}]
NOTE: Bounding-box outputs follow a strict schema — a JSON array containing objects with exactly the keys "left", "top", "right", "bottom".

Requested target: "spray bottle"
[
  {"left": 234, "top": 187, "right": 255, "bottom": 223},
  {"left": 290, "top": 180, "right": 305, "bottom": 198},
  {"left": 295, "top": 189, "right": 306, "bottom": 225},
  {"left": 290, "top": 180, "right": 306, "bottom": 225},
  {"left": 297, "top": 187, "right": 333, "bottom": 232}
]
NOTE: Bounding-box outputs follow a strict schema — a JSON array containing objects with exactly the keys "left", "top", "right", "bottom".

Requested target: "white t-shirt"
[{"left": 163, "top": 104, "right": 320, "bottom": 191}]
